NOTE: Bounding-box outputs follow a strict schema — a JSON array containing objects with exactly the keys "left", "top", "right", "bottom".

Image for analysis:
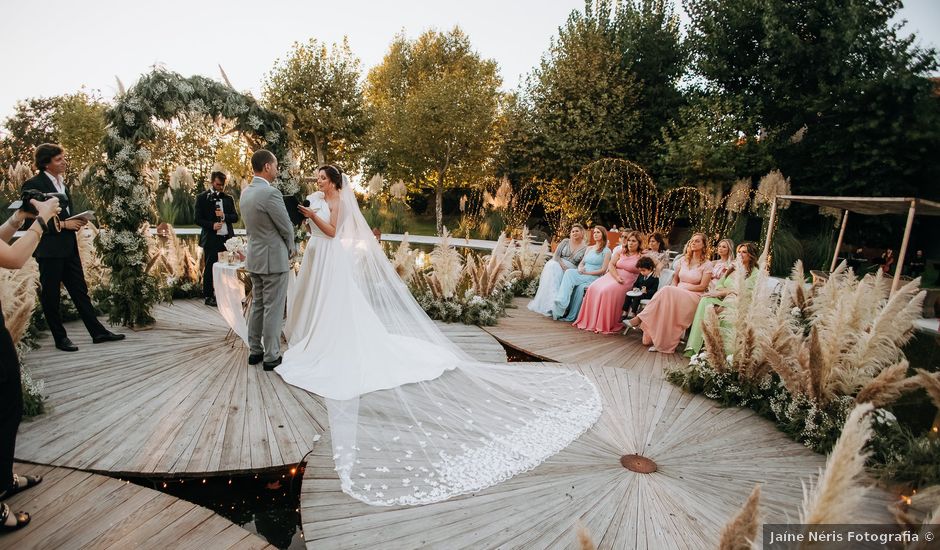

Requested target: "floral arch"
[{"left": 92, "top": 70, "right": 293, "bottom": 327}]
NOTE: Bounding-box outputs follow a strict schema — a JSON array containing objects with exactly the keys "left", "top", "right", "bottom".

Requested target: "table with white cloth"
[{"left": 213, "top": 261, "right": 297, "bottom": 344}]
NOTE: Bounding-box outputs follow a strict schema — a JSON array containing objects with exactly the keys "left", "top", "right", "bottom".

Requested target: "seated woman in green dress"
[{"left": 684, "top": 242, "right": 759, "bottom": 357}]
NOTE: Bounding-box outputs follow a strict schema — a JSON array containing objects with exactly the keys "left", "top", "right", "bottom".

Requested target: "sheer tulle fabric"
[{"left": 279, "top": 178, "right": 602, "bottom": 506}]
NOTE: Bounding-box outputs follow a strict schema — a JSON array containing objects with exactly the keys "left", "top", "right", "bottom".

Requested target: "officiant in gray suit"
[{"left": 239, "top": 149, "right": 295, "bottom": 371}]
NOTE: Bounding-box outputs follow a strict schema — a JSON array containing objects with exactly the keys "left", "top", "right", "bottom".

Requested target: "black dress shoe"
[
  {"left": 262, "top": 357, "right": 282, "bottom": 371},
  {"left": 92, "top": 331, "right": 126, "bottom": 344},
  {"left": 205, "top": 297, "right": 218, "bottom": 307},
  {"left": 55, "top": 338, "right": 78, "bottom": 352},
  {"left": 248, "top": 353, "right": 264, "bottom": 366}
]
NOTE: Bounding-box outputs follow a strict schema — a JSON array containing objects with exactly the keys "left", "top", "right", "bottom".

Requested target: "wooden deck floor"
[
  {"left": 0, "top": 462, "right": 274, "bottom": 550},
  {"left": 15, "top": 300, "right": 504, "bottom": 475},
  {"left": 298, "top": 363, "right": 892, "bottom": 549},
  {"left": 480, "top": 298, "right": 687, "bottom": 377},
  {"left": 298, "top": 297, "right": 894, "bottom": 549}
]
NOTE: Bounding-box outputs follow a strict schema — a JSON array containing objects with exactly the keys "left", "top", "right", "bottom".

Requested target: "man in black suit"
[
  {"left": 21, "top": 144, "right": 124, "bottom": 352},
  {"left": 195, "top": 171, "right": 239, "bottom": 306}
]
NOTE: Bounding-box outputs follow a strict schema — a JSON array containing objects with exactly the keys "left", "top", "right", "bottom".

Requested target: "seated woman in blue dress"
[{"left": 552, "top": 226, "right": 611, "bottom": 321}]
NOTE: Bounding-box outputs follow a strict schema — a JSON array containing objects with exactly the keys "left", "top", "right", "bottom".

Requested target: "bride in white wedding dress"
[{"left": 277, "top": 165, "right": 602, "bottom": 506}]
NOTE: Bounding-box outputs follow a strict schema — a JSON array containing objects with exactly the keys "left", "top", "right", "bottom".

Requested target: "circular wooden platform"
[
  {"left": 2, "top": 461, "right": 275, "bottom": 550},
  {"left": 299, "top": 364, "right": 892, "bottom": 549},
  {"left": 15, "top": 300, "right": 504, "bottom": 476},
  {"left": 481, "top": 298, "right": 687, "bottom": 377}
]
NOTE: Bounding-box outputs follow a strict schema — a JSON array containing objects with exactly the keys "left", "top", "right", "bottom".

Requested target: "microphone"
[{"left": 302, "top": 199, "right": 310, "bottom": 207}]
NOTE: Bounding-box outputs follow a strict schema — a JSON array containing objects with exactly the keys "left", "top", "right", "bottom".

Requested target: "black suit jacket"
[
  {"left": 21, "top": 172, "right": 77, "bottom": 259},
  {"left": 633, "top": 273, "right": 659, "bottom": 300},
  {"left": 194, "top": 190, "right": 239, "bottom": 251}
]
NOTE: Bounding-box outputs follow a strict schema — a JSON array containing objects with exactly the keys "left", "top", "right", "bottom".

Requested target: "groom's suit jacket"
[{"left": 239, "top": 176, "right": 295, "bottom": 274}]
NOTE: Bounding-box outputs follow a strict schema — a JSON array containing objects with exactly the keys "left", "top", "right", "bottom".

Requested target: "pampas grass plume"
[
  {"left": 719, "top": 484, "right": 761, "bottom": 550},
  {"left": 855, "top": 361, "right": 912, "bottom": 408},
  {"left": 800, "top": 403, "right": 874, "bottom": 524},
  {"left": 574, "top": 520, "right": 595, "bottom": 550}
]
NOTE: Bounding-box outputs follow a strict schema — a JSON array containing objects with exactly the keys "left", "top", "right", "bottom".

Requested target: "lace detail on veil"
[{"left": 314, "top": 174, "right": 603, "bottom": 506}]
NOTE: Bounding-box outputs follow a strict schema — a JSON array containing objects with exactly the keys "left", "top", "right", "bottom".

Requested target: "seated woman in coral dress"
[
  {"left": 685, "top": 241, "right": 759, "bottom": 356},
  {"left": 574, "top": 231, "right": 643, "bottom": 333},
  {"left": 625, "top": 232, "right": 713, "bottom": 353},
  {"left": 528, "top": 224, "right": 587, "bottom": 316},
  {"left": 552, "top": 226, "right": 611, "bottom": 321}
]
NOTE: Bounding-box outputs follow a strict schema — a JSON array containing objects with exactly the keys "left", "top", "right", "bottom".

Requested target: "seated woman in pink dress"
[
  {"left": 575, "top": 231, "right": 643, "bottom": 333},
  {"left": 625, "top": 232, "right": 713, "bottom": 353}
]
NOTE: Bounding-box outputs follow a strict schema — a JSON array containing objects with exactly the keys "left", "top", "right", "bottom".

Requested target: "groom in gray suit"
[{"left": 240, "top": 149, "right": 296, "bottom": 370}]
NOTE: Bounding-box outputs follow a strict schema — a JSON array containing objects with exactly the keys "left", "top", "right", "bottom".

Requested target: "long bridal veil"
[{"left": 322, "top": 175, "right": 602, "bottom": 506}]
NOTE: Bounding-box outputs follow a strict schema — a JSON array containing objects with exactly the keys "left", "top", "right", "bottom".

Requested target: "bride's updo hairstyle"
[{"left": 319, "top": 164, "right": 343, "bottom": 189}]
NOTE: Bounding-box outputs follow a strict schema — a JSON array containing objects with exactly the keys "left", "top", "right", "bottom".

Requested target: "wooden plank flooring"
[
  {"left": 481, "top": 298, "right": 686, "bottom": 377},
  {"left": 299, "top": 364, "right": 893, "bottom": 549},
  {"left": 15, "top": 300, "right": 504, "bottom": 475},
  {"left": 0, "top": 462, "right": 274, "bottom": 550}
]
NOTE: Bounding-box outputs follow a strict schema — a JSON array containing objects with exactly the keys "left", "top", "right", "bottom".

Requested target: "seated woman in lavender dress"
[
  {"left": 528, "top": 224, "right": 587, "bottom": 316},
  {"left": 552, "top": 226, "right": 611, "bottom": 322},
  {"left": 625, "top": 232, "right": 713, "bottom": 353},
  {"left": 574, "top": 231, "right": 643, "bottom": 333}
]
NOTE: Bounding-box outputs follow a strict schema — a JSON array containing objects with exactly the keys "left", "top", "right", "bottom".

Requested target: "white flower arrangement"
[{"left": 224, "top": 236, "right": 248, "bottom": 260}]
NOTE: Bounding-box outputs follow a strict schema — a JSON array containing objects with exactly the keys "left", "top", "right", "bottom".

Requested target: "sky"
[{"left": 0, "top": 0, "right": 937, "bottom": 121}]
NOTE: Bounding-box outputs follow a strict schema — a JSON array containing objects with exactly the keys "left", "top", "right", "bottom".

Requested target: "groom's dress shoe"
[
  {"left": 55, "top": 338, "right": 78, "bottom": 352},
  {"left": 92, "top": 331, "right": 126, "bottom": 344},
  {"left": 263, "top": 357, "right": 282, "bottom": 371},
  {"left": 248, "top": 353, "right": 264, "bottom": 366}
]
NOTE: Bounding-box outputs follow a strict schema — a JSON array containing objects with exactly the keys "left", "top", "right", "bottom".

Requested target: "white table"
[
  {"left": 213, "top": 262, "right": 250, "bottom": 343},
  {"left": 213, "top": 261, "right": 298, "bottom": 344}
]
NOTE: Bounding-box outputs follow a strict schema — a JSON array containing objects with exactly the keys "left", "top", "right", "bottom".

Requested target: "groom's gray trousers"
[{"left": 248, "top": 271, "right": 289, "bottom": 362}]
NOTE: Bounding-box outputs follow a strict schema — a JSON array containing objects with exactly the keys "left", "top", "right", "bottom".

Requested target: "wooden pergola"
[{"left": 762, "top": 195, "right": 940, "bottom": 293}]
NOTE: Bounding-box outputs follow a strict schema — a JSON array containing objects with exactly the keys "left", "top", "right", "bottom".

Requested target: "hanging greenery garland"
[{"left": 92, "top": 69, "right": 296, "bottom": 327}]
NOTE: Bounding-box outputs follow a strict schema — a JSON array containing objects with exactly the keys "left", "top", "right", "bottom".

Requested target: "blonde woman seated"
[
  {"left": 528, "top": 224, "right": 587, "bottom": 316},
  {"left": 625, "top": 232, "right": 713, "bottom": 353},
  {"left": 552, "top": 226, "right": 611, "bottom": 322},
  {"left": 709, "top": 238, "right": 735, "bottom": 286},
  {"left": 685, "top": 241, "right": 759, "bottom": 357},
  {"left": 574, "top": 230, "right": 643, "bottom": 333}
]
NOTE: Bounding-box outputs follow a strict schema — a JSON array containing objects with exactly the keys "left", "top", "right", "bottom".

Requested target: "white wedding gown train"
[{"left": 275, "top": 185, "right": 602, "bottom": 506}]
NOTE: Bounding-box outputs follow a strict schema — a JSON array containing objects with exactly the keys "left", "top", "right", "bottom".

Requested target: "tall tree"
[
  {"left": 0, "top": 97, "right": 62, "bottom": 168},
  {"left": 365, "top": 28, "right": 501, "bottom": 234},
  {"left": 685, "top": 0, "right": 940, "bottom": 199},
  {"left": 53, "top": 91, "right": 108, "bottom": 172},
  {"left": 263, "top": 38, "right": 368, "bottom": 172},
  {"left": 1, "top": 92, "right": 108, "bottom": 179},
  {"left": 524, "top": 0, "right": 641, "bottom": 181},
  {"left": 611, "top": 0, "right": 687, "bottom": 172},
  {"left": 658, "top": 92, "right": 771, "bottom": 190}
]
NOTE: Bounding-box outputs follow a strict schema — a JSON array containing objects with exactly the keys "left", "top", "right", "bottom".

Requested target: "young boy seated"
[{"left": 623, "top": 256, "right": 659, "bottom": 319}]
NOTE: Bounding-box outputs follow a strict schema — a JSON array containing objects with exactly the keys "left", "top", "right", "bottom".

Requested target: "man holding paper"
[{"left": 21, "top": 144, "right": 124, "bottom": 352}]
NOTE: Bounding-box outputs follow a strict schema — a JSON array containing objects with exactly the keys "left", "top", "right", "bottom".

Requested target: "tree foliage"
[
  {"left": 685, "top": 0, "right": 940, "bottom": 199},
  {"left": 365, "top": 28, "right": 501, "bottom": 234},
  {"left": 0, "top": 92, "right": 107, "bottom": 177},
  {"left": 263, "top": 38, "right": 368, "bottom": 172},
  {"left": 499, "top": 0, "right": 686, "bottom": 184}
]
